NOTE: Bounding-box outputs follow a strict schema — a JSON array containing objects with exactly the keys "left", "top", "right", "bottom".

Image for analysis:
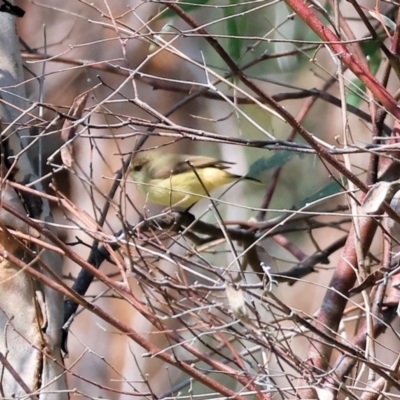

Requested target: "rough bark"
[{"left": 0, "top": 7, "right": 67, "bottom": 399}]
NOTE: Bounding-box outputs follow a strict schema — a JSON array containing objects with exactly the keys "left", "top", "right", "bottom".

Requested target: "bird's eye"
[{"left": 133, "top": 164, "right": 143, "bottom": 172}]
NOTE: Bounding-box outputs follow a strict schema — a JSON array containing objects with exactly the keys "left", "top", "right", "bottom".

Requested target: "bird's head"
[{"left": 129, "top": 152, "right": 155, "bottom": 184}]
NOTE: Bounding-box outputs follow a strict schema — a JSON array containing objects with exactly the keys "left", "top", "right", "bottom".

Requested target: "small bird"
[{"left": 128, "top": 150, "right": 260, "bottom": 208}]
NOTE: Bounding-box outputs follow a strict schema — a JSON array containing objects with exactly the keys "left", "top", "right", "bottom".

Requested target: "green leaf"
[
  {"left": 226, "top": 19, "right": 241, "bottom": 62},
  {"left": 246, "top": 151, "right": 294, "bottom": 179},
  {"left": 158, "top": 0, "right": 214, "bottom": 19},
  {"left": 361, "top": 41, "right": 382, "bottom": 73},
  {"left": 295, "top": 178, "right": 347, "bottom": 209},
  {"left": 346, "top": 79, "right": 367, "bottom": 108},
  {"left": 224, "top": 0, "right": 241, "bottom": 62},
  {"left": 347, "top": 41, "right": 381, "bottom": 107},
  {"left": 368, "top": 10, "right": 396, "bottom": 31}
]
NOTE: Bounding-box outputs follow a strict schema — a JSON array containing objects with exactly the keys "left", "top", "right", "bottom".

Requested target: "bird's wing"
[
  {"left": 156, "top": 155, "right": 235, "bottom": 179},
  {"left": 181, "top": 155, "right": 235, "bottom": 170}
]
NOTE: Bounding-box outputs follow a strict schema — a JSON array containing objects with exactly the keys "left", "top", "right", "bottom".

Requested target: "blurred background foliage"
[{"left": 12, "top": 0, "right": 395, "bottom": 397}]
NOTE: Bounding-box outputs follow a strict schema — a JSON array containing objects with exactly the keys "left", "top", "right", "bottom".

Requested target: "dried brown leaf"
[
  {"left": 349, "top": 269, "right": 385, "bottom": 296},
  {"left": 61, "top": 92, "right": 89, "bottom": 167},
  {"left": 362, "top": 181, "right": 399, "bottom": 214}
]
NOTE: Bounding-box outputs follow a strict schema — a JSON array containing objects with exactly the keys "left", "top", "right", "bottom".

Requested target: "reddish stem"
[{"left": 284, "top": 0, "right": 400, "bottom": 119}]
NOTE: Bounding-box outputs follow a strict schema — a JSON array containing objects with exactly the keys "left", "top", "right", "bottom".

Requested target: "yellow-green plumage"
[{"left": 128, "top": 150, "right": 259, "bottom": 208}]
